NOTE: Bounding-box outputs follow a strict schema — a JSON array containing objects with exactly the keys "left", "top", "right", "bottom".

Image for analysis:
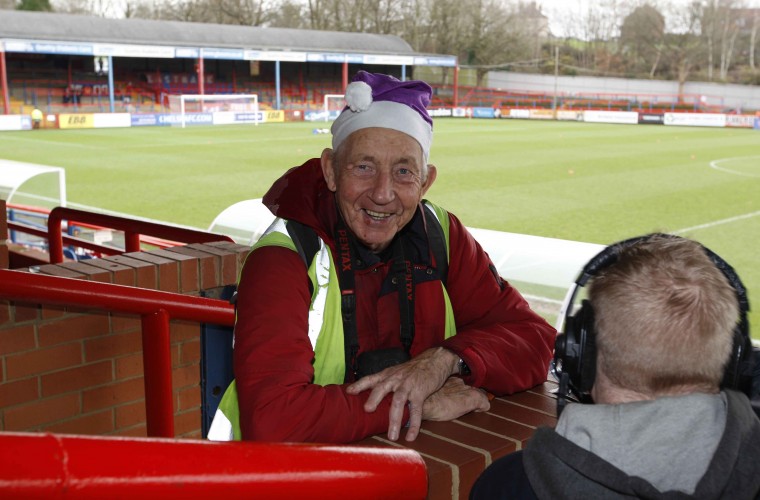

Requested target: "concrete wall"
[{"left": 488, "top": 71, "right": 760, "bottom": 111}]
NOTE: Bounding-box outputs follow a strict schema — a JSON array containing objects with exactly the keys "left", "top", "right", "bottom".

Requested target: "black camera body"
[{"left": 356, "top": 347, "right": 410, "bottom": 379}]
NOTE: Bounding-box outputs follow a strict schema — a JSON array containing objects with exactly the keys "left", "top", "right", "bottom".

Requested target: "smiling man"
[{"left": 209, "top": 71, "right": 555, "bottom": 443}]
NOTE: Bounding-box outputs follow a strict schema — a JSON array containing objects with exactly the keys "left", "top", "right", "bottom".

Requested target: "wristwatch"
[{"left": 458, "top": 357, "right": 471, "bottom": 377}]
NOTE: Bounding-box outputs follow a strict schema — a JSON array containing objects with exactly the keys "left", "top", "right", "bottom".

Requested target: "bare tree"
[
  {"left": 269, "top": 0, "right": 306, "bottom": 28},
  {"left": 701, "top": 0, "right": 742, "bottom": 81},
  {"left": 551, "top": 0, "right": 625, "bottom": 74},
  {"left": 661, "top": 1, "right": 703, "bottom": 98},
  {"left": 464, "top": 0, "right": 532, "bottom": 86},
  {"left": 396, "top": 0, "right": 435, "bottom": 53}
]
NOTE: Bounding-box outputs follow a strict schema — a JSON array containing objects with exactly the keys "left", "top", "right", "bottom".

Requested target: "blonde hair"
[{"left": 589, "top": 235, "right": 739, "bottom": 396}]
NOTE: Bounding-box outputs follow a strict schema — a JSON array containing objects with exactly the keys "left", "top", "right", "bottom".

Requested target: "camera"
[{"left": 356, "top": 347, "right": 410, "bottom": 379}]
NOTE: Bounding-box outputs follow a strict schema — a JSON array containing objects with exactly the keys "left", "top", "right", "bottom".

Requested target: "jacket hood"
[
  {"left": 523, "top": 390, "right": 760, "bottom": 499},
  {"left": 262, "top": 158, "right": 335, "bottom": 237}
]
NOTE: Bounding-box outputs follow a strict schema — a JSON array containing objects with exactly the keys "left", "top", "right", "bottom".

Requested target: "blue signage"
[
  {"left": 176, "top": 48, "right": 201, "bottom": 58},
  {"left": 132, "top": 113, "right": 215, "bottom": 126},
  {"left": 131, "top": 114, "right": 161, "bottom": 126},
  {"left": 158, "top": 113, "right": 214, "bottom": 125},
  {"left": 472, "top": 107, "right": 497, "bottom": 119},
  {"left": 235, "top": 112, "right": 264, "bottom": 122},
  {"left": 201, "top": 48, "right": 245, "bottom": 60},
  {"left": 304, "top": 110, "right": 340, "bottom": 122}
]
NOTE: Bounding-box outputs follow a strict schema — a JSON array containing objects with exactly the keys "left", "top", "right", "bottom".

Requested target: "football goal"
[
  {"left": 167, "top": 94, "right": 259, "bottom": 128},
  {"left": 323, "top": 94, "right": 345, "bottom": 122}
]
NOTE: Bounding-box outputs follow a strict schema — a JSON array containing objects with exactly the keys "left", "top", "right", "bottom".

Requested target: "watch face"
[{"left": 459, "top": 358, "right": 471, "bottom": 376}]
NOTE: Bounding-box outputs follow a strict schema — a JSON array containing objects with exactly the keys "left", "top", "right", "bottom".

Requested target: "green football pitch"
[{"left": 1, "top": 119, "right": 759, "bottom": 335}]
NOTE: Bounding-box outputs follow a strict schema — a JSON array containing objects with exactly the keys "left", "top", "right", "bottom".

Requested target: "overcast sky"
[{"left": 535, "top": 0, "right": 760, "bottom": 37}]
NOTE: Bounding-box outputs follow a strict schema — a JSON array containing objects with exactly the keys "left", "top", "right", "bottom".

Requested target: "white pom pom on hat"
[{"left": 344, "top": 80, "right": 373, "bottom": 112}]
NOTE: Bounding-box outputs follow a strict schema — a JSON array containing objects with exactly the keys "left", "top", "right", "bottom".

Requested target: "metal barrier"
[
  {"left": 8, "top": 219, "right": 121, "bottom": 257},
  {"left": 0, "top": 269, "right": 235, "bottom": 437},
  {"left": 0, "top": 432, "right": 427, "bottom": 499},
  {"left": 46, "top": 206, "right": 235, "bottom": 264}
]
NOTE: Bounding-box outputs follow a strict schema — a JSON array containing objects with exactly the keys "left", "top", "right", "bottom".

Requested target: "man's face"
[{"left": 321, "top": 127, "right": 436, "bottom": 253}]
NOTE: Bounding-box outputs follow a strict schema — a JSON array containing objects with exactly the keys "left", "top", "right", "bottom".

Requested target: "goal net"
[
  {"left": 324, "top": 94, "right": 345, "bottom": 122},
  {"left": 167, "top": 94, "right": 259, "bottom": 128}
]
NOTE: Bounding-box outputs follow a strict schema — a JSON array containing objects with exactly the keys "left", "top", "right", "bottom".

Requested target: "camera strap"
[
  {"left": 333, "top": 217, "right": 416, "bottom": 382},
  {"left": 333, "top": 217, "right": 359, "bottom": 381},
  {"left": 391, "top": 238, "right": 415, "bottom": 353}
]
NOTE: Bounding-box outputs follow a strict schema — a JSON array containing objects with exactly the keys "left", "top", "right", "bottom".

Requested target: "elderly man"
[
  {"left": 210, "top": 71, "right": 555, "bottom": 443},
  {"left": 470, "top": 234, "right": 760, "bottom": 499}
]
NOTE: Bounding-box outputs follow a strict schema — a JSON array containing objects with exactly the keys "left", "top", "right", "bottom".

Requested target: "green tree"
[
  {"left": 17, "top": 0, "right": 52, "bottom": 11},
  {"left": 620, "top": 4, "right": 665, "bottom": 78}
]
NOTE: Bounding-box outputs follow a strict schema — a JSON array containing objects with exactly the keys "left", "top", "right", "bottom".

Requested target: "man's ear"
[
  {"left": 421, "top": 164, "right": 437, "bottom": 196},
  {"left": 320, "top": 148, "right": 337, "bottom": 192}
]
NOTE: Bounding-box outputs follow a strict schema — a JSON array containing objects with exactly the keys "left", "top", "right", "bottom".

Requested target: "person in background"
[
  {"left": 209, "top": 71, "right": 555, "bottom": 444},
  {"left": 31, "top": 108, "right": 43, "bottom": 129},
  {"left": 470, "top": 234, "right": 760, "bottom": 499}
]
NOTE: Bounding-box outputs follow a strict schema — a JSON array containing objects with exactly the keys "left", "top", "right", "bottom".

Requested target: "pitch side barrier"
[
  {"left": 428, "top": 107, "right": 760, "bottom": 129},
  {"left": 3, "top": 109, "right": 758, "bottom": 131}
]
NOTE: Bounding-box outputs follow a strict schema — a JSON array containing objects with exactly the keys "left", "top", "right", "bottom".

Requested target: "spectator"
[
  {"left": 209, "top": 71, "right": 555, "bottom": 443},
  {"left": 470, "top": 233, "right": 760, "bottom": 499},
  {"left": 31, "top": 108, "right": 43, "bottom": 129}
]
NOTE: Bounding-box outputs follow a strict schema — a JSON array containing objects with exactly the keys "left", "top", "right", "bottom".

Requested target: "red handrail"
[
  {"left": 47, "top": 206, "right": 235, "bottom": 264},
  {"left": 0, "top": 269, "right": 235, "bottom": 437},
  {"left": 0, "top": 432, "right": 427, "bottom": 499}
]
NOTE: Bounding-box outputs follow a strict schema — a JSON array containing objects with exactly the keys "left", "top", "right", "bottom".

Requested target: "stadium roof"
[{"left": 0, "top": 9, "right": 434, "bottom": 58}]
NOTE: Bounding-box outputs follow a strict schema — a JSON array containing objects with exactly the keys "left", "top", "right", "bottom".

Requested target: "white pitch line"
[
  {"left": 709, "top": 156, "right": 760, "bottom": 178},
  {"left": 674, "top": 210, "right": 760, "bottom": 234},
  {"left": 675, "top": 156, "right": 760, "bottom": 234}
]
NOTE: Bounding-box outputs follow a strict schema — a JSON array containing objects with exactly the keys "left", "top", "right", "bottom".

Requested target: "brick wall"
[
  {"left": 0, "top": 241, "right": 251, "bottom": 438},
  {"left": 360, "top": 382, "right": 558, "bottom": 499}
]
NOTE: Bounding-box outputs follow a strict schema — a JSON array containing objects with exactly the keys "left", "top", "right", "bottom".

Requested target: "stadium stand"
[{"left": 0, "top": 9, "right": 442, "bottom": 115}]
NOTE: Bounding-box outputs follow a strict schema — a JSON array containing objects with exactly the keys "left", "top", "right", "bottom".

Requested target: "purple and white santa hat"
[{"left": 331, "top": 71, "right": 434, "bottom": 162}]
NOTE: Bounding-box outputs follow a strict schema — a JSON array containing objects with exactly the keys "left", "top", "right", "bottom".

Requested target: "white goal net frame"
[
  {"left": 168, "top": 94, "right": 259, "bottom": 128},
  {"left": 324, "top": 94, "right": 345, "bottom": 122}
]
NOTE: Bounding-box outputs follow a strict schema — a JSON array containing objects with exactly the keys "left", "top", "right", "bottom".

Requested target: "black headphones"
[{"left": 554, "top": 233, "right": 753, "bottom": 416}]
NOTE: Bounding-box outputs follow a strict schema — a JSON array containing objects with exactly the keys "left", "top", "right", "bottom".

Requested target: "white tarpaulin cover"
[{"left": 0, "top": 160, "right": 67, "bottom": 209}]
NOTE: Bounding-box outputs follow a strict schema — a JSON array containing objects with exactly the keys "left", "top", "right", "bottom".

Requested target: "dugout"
[
  {"left": 0, "top": 10, "right": 458, "bottom": 116},
  {"left": 0, "top": 160, "right": 66, "bottom": 209}
]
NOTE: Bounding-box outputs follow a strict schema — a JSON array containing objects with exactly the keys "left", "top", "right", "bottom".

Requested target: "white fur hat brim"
[{"left": 331, "top": 100, "right": 433, "bottom": 162}]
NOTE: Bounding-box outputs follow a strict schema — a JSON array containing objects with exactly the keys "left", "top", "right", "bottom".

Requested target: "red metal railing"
[
  {"left": 46, "top": 206, "right": 235, "bottom": 264},
  {"left": 0, "top": 268, "right": 235, "bottom": 437},
  {"left": 0, "top": 432, "right": 427, "bottom": 499},
  {"left": 8, "top": 219, "right": 121, "bottom": 256}
]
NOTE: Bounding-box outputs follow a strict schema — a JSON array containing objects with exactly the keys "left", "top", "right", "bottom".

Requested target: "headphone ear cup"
[
  {"left": 556, "top": 299, "right": 597, "bottom": 402},
  {"left": 721, "top": 326, "right": 753, "bottom": 396},
  {"left": 575, "top": 300, "right": 597, "bottom": 395}
]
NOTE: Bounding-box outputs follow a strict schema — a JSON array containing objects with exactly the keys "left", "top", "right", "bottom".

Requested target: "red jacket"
[{"left": 233, "top": 159, "right": 555, "bottom": 442}]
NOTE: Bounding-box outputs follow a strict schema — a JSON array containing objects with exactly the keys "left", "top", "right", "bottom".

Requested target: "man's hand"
[
  {"left": 346, "top": 347, "right": 460, "bottom": 441},
  {"left": 421, "top": 376, "right": 490, "bottom": 423}
]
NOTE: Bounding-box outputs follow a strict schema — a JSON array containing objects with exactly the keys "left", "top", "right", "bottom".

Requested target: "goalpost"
[
  {"left": 324, "top": 94, "right": 345, "bottom": 122},
  {"left": 167, "top": 94, "right": 259, "bottom": 128}
]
